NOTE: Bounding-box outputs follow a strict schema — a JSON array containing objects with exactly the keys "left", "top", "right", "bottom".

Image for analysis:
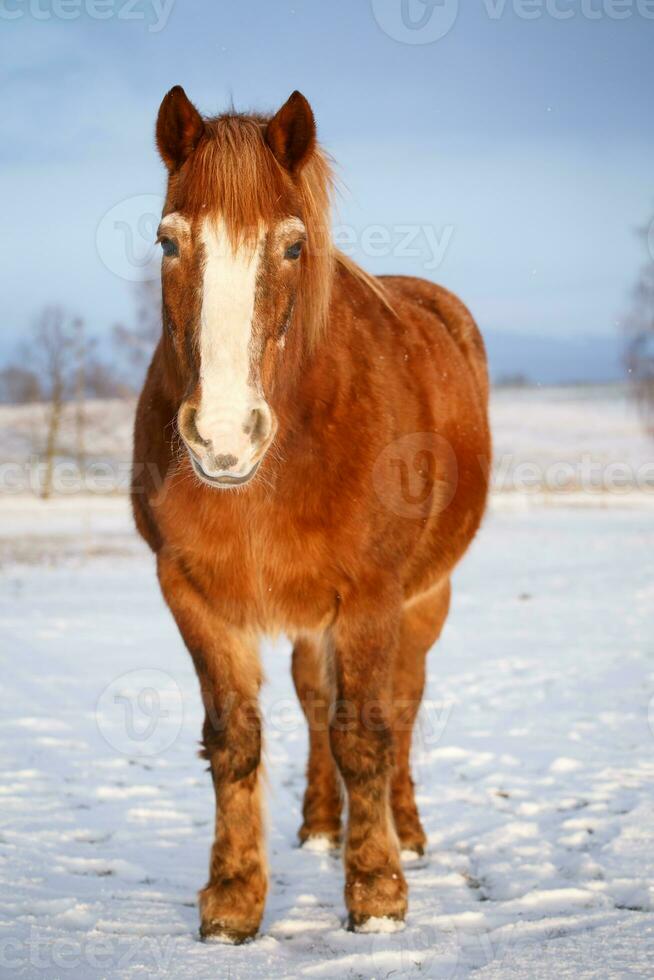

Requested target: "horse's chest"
[{"left": 164, "top": 497, "right": 338, "bottom": 632}]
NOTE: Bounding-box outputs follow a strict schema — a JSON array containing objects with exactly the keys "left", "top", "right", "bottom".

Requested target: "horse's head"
[{"left": 155, "top": 87, "right": 332, "bottom": 488}]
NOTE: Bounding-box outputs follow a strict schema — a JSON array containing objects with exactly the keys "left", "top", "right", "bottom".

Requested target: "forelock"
[{"left": 170, "top": 115, "right": 294, "bottom": 251}]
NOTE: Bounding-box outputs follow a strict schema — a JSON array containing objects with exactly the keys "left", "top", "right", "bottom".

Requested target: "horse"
[{"left": 132, "top": 86, "right": 490, "bottom": 943}]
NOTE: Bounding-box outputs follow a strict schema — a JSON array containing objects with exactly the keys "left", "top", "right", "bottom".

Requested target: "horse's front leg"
[
  {"left": 157, "top": 553, "right": 266, "bottom": 943},
  {"left": 328, "top": 583, "right": 408, "bottom": 930}
]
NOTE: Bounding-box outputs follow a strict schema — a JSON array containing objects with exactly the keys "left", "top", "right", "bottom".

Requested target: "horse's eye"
[
  {"left": 285, "top": 240, "right": 304, "bottom": 261},
  {"left": 160, "top": 237, "right": 179, "bottom": 258}
]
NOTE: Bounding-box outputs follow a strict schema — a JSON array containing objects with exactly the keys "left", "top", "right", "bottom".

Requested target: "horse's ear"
[
  {"left": 265, "top": 91, "right": 316, "bottom": 174},
  {"left": 156, "top": 86, "right": 205, "bottom": 173}
]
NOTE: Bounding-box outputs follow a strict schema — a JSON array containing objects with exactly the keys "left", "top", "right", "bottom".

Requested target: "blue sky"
[{"left": 1, "top": 0, "right": 652, "bottom": 358}]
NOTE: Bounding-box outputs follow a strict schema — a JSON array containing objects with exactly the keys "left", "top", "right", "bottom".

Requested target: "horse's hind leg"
[
  {"left": 291, "top": 637, "right": 342, "bottom": 847},
  {"left": 391, "top": 579, "right": 451, "bottom": 856}
]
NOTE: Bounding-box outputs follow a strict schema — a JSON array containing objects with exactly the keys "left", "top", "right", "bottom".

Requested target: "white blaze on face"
[
  {"left": 196, "top": 217, "right": 264, "bottom": 463},
  {"left": 159, "top": 211, "right": 190, "bottom": 239}
]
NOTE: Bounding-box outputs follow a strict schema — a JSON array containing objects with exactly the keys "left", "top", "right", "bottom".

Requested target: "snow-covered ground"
[
  {"left": 1, "top": 494, "right": 653, "bottom": 978},
  {"left": 490, "top": 385, "right": 654, "bottom": 496}
]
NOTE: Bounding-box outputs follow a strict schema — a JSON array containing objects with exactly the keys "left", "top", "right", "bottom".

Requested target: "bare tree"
[
  {"left": 0, "top": 309, "right": 128, "bottom": 497},
  {"left": 624, "top": 213, "right": 654, "bottom": 434},
  {"left": 3, "top": 308, "right": 99, "bottom": 497},
  {"left": 30, "top": 308, "right": 77, "bottom": 498},
  {"left": 0, "top": 365, "right": 41, "bottom": 404},
  {"left": 73, "top": 317, "right": 87, "bottom": 471},
  {"left": 85, "top": 360, "right": 124, "bottom": 398}
]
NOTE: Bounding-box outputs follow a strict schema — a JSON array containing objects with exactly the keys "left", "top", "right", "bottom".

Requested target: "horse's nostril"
[
  {"left": 185, "top": 407, "right": 210, "bottom": 448},
  {"left": 249, "top": 408, "right": 270, "bottom": 445}
]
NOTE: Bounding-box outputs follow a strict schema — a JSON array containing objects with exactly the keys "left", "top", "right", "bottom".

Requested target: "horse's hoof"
[
  {"left": 394, "top": 816, "right": 427, "bottom": 858},
  {"left": 300, "top": 831, "right": 341, "bottom": 852},
  {"left": 199, "top": 921, "right": 258, "bottom": 944},
  {"left": 199, "top": 921, "right": 257, "bottom": 944},
  {"left": 199, "top": 920, "right": 261, "bottom": 943},
  {"left": 345, "top": 868, "right": 408, "bottom": 928},
  {"left": 199, "top": 882, "right": 264, "bottom": 945},
  {"left": 400, "top": 847, "right": 429, "bottom": 870},
  {"left": 348, "top": 913, "right": 407, "bottom": 934},
  {"left": 298, "top": 822, "right": 341, "bottom": 849}
]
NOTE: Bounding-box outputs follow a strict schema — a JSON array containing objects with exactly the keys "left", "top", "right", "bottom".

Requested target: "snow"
[{"left": 1, "top": 491, "right": 653, "bottom": 978}]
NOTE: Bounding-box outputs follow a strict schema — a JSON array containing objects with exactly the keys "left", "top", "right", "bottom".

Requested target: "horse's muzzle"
[
  {"left": 177, "top": 399, "right": 276, "bottom": 489},
  {"left": 189, "top": 452, "right": 261, "bottom": 489}
]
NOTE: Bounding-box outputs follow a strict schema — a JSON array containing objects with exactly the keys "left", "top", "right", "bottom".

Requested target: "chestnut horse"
[{"left": 132, "top": 86, "right": 490, "bottom": 942}]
